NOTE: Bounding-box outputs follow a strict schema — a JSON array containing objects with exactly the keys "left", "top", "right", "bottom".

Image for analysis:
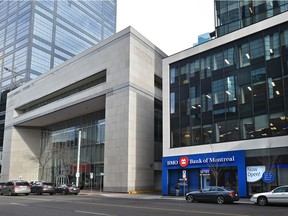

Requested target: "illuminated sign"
[{"left": 166, "top": 155, "right": 235, "bottom": 166}]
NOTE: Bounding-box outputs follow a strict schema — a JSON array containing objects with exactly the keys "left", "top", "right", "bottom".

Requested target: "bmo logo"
[{"left": 179, "top": 156, "right": 189, "bottom": 167}]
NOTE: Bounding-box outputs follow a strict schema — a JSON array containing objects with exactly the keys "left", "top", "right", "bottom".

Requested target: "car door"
[
  {"left": 268, "top": 187, "right": 286, "bottom": 203},
  {"left": 198, "top": 187, "right": 211, "bottom": 201},
  {"left": 284, "top": 187, "right": 288, "bottom": 204},
  {"left": 207, "top": 187, "right": 219, "bottom": 202},
  {"left": 2, "top": 182, "right": 12, "bottom": 195}
]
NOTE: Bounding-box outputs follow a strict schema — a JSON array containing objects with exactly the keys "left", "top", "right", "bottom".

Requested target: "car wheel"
[
  {"left": 216, "top": 196, "right": 225, "bottom": 204},
  {"left": 257, "top": 196, "right": 268, "bottom": 206},
  {"left": 25, "top": 193, "right": 29, "bottom": 196},
  {"left": 186, "top": 194, "right": 194, "bottom": 203}
]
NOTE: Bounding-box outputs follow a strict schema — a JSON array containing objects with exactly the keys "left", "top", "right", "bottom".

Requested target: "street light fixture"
[{"left": 3, "top": 66, "right": 25, "bottom": 91}]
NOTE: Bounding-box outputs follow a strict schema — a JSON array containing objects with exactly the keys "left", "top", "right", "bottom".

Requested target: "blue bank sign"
[
  {"left": 166, "top": 155, "right": 236, "bottom": 166},
  {"left": 162, "top": 150, "right": 247, "bottom": 197}
]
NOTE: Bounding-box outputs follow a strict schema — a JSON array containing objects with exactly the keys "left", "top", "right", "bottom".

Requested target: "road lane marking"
[
  {"left": 75, "top": 210, "right": 116, "bottom": 216},
  {"left": 69, "top": 201, "right": 250, "bottom": 216},
  {"left": 5, "top": 197, "right": 250, "bottom": 216},
  {"left": 10, "top": 202, "right": 27, "bottom": 206}
]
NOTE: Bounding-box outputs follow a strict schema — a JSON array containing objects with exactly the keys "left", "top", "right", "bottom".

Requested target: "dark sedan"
[
  {"left": 186, "top": 186, "right": 239, "bottom": 204},
  {"left": 30, "top": 181, "right": 55, "bottom": 195},
  {"left": 55, "top": 184, "right": 80, "bottom": 195}
]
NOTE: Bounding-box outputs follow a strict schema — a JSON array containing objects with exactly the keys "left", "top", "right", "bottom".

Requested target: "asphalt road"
[{"left": 0, "top": 194, "right": 287, "bottom": 216}]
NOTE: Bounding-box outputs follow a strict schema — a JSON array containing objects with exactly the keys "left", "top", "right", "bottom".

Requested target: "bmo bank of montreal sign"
[{"left": 246, "top": 166, "right": 266, "bottom": 182}]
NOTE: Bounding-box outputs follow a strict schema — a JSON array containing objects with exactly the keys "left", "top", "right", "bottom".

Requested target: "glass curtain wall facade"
[
  {"left": 215, "top": 0, "right": 288, "bottom": 37},
  {"left": 170, "top": 22, "right": 288, "bottom": 148},
  {"left": 40, "top": 111, "right": 105, "bottom": 188},
  {"left": 0, "top": 0, "right": 116, "bottom": 149}
]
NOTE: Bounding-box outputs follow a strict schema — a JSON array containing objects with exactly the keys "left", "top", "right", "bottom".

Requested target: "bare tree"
[
  {"left": 258, "top": 140, "right": 280, "bottom": 191},
  {"left": 53, "top": 143, "right": 75, "bottom": 185},
  {"left": 204, "top": 144, "right": 225, "bottom": 187},
  {"left": 24, "top": 149, "right": 53, "bottom": 181}
]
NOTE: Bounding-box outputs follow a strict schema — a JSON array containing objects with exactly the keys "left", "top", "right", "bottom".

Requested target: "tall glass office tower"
[
  {"left": 215, "top": 0, "right": 288, "bottom": 37},
  {"left": 0, "top": 0, "right": 117, "bottom": 149}
]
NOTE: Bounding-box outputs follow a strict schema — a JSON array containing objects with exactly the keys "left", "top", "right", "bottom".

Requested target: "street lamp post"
[
  {"left": 76, "top": 130, "right": 81, "bottom": 187},
  {"left": 3, "top": 67, "right": 24, "bottom": 91}
]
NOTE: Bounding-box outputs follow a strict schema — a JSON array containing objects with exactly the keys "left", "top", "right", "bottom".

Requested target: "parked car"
[
  {"left": 55, "top": 184, "right": 80, "bottom": 195},
  {"left": 1, "top": 180, "right": 31, "bottom": 196},
  {"left": 0, "top": 182, "right": 6, "bottom": 194},
  {"left": 30, "top": 181, "right": 55, "bottom": 195},
  {"left": 186, "top": 186, "right": 239, "bottom": 204},
  {"left": 250, "top": 185, "right": 288, "bottom": 206}
]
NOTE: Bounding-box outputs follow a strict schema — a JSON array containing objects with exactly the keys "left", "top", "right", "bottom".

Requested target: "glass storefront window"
[{"left": 40, "top": 111, "right": 105, "bottom": 187}]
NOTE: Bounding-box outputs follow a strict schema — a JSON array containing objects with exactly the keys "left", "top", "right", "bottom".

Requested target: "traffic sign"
[{"left": 182, "top": 170, "right": 186, "bottom": 178}]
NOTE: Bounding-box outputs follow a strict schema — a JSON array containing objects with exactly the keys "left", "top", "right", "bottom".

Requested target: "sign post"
[
  {"left": 182, "top": 170, "right": 186, "bottom": 198},
  {"left": 90, "top": 172, "right": 93, "bottom": 194}
]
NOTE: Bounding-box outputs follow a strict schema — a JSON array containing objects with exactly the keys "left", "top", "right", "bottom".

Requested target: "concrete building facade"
[{"left": 1, "top": 27, "right": 167, "bottom": 192}]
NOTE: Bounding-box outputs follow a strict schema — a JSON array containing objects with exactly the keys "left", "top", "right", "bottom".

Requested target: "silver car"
[
  {"left": 250, "top": 185, "right": 288, "bottom": 206},
  {"left": 1, "top": 180, "right": 31, "bottom": 196}
]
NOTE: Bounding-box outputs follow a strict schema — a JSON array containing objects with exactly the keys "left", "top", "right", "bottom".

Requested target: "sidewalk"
[{"left": 79, "top": 189, "right": 251, "bottom": 204}]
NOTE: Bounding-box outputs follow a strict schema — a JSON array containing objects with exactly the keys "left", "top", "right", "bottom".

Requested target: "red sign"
[
  {"left": 72, "top": 164, "right": 91, "bottom": 173},
  {"left": 179, "top": 156, "right": 189, "bottom": 167}
]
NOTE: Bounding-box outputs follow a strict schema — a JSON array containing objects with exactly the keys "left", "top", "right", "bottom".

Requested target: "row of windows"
[
  {"left": 169, "top": 22, "right": 288, "bottom": 148},
  {"left": 216, "top": 0, "right": 288, "bottom": 36},
  {"left": 171, "top": 24, "right": 288, "bottom": 84},
  {"left": 18, "top": 71, "right": 107, "bottom": 113},
  {"left": 171, "top": 112, "right": 287, "bottom": 147}
]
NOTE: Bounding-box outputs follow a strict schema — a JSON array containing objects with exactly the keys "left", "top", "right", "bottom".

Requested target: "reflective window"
[
  {"left": 212, "top": 79, "right": 225, "bottom": 104},
  {"left": 250, "top": 37, "right": 264, "bottom": 59},
  {"left": 268, "top": 78, "right": 283, "bottom": 99},
  {"left": 252, "top": 68, "right": 266, "bottom": 83},
  {"left": 265, "top": 32, "right": 280, "bottom": 60}
]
